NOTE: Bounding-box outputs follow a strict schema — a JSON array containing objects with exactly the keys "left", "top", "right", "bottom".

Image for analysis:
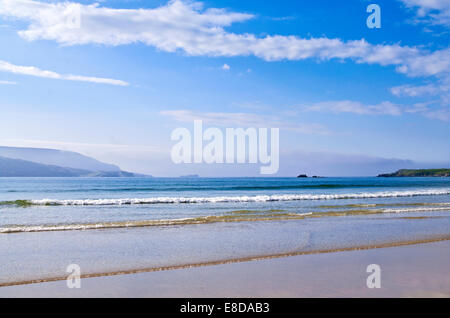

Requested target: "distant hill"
[
  {"left": 0, "top": 156, "right": 138, "bottom": 177},
  {"left": 0, "top": 146, "right": 120, "bottom": 172},
  {"left": 378, "top": 169, "right": 450, "bottom": 177},
  {"left": 0, "top": 156, "right": 92, "bottom": 177},
  {"left": 0, "top": 146, "right": 145, "bottom": 177}
]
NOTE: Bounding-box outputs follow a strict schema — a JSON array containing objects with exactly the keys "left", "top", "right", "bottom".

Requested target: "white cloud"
[
  {"left": 394, "top": 47, "right": 450, "bottom": 77},
  {"left": 390, "top": 83, "right": 448, "bottom": 97},
  {"left": 0, "top": 0, "right": 449, "bottom": 79},
  {"left": 160, "top": 109, "right": 330, "bottom": 135},
  {"left": 422, "top": 108, "right": 450, "bottom": 121},
  {"left": 0, "top": 80, "right": 18, "bottom": 85},
  {"left": 221, "top": 63, "right": 230, "bottom": 71},
  {"left": 304, "top": 100, "right": 403, "bottom": 116},
  {"left": 390, "top": 79, "right": 449, "bottom": 122},
  {"left": 404, "top": 100, "right": 450, "bottom": 121},
  {"left": 303, "top": 99, "right": 450, "bottom": 122},
  {"left": 0, "top": 59, "right": 129, "bottom": 86},
  {"left": 400, "top": 0, "right": 450, "bottom": 27}
]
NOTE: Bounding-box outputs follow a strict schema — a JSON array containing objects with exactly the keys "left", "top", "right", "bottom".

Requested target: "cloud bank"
[
  {"left": 0, "top": 0, "right": 449, "bottom": 80},
  {"left": 0, "top": 0, "right": 448, "bottom": 120},
  {"left": 400, "top": 0, "right": 450, "bottom": 27}
]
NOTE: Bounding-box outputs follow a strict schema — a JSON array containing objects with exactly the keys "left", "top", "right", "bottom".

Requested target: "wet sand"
[{"left": 1, "top": 240, "right": 449, "bottom": 297}]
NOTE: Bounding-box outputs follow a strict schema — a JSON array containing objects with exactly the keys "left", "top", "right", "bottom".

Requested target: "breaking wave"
[
  {"left": 1, "top": 188, "right": 449, "bottom": 207},
  {"left": 1, "top": 205, "right": 449, "bottom": 234}
]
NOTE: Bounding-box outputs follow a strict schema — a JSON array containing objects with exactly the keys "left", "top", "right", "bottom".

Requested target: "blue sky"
[{"left": 0, "top": 0, "right": 449, "bottom": 176}]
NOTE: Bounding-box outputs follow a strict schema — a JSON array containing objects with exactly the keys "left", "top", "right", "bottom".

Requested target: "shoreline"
[
  {"left": 2, "top": 235, "right": 449, "bottom": 289},
  {"left": 1, "top": 239, "right": 449, "bottom": 297}
]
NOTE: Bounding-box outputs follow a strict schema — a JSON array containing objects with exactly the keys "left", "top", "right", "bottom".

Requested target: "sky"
[{"left": 0, "top": 0, "right": 449, "bottom": 176}]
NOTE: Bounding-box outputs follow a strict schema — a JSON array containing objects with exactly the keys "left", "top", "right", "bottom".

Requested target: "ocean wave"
[
  {"left": 380, "top": 207, "right": 450, "bottom": 213},
  {"left": 3, "top": 188, "right": 448, "bottom": 206},
  {"left": 2, "top": 205, "right": 449, "bottom": 234},
  {"left": 0, "top": 212, "right": 313, "bottom": 233},
  {"left": 317, "top": 202, "right": 450, "bottom": 209}
]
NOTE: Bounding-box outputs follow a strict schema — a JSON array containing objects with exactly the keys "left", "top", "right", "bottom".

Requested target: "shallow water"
[{"left": 1, "top": 177, "right": 449, "bottom": 285}]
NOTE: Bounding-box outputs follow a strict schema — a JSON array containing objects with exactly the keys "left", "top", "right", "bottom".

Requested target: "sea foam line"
[
  {"left": 2, "top": 205, "right": 450, "bottom": 234},
  {"left": 381, "top": 206, "right": 450, "bottom": 213},
  {"left": 25, "top": 188, "right": 450, "bottom": 206},
  {"left": 0, "top": 213, "right": 314, "bottom": 233}
]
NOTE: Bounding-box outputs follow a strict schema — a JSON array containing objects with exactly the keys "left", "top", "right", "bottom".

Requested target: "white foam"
[
  {"left": 0, "top": 212, "right": 314, "bottom": 233},
  {"left": 29, "top": 189, "right": 450, "bottom": 206},
  {"left": 383, "top": 206, "right": 450, "bottom": 213},
  {"left": 0, "top": 219, "right": 187, "bottom": 233}
]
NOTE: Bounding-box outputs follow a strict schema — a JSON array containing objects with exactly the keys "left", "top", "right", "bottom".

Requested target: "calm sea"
[{"left": 1, "top": 177, "right": 449, "bottom": 285}]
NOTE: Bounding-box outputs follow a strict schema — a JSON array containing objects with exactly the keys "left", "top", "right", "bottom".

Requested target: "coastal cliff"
[{"left": 378, "top": 169, "right": 450, "bottom": 177}]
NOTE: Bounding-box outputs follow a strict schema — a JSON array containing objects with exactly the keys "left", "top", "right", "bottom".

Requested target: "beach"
[
  {"left": 0, "top": 240, "right": 449, "bottom": 297},
  {"left": 1, "top": 177, "right": 449, "bottom": 296}
]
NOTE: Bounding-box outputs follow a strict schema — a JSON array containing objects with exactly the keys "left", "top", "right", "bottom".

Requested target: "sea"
[{"left": 1, "top": 177, "right": 449, "bottom": 285}]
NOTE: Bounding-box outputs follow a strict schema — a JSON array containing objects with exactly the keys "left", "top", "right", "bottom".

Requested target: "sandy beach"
[{"left": 1, "top": 240, "right": 449, "bottom": 298}]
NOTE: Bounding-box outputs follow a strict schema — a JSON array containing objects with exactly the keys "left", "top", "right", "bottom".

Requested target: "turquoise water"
[{"left": 1, "top": 177, "right": 449, "bottom": 285}]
